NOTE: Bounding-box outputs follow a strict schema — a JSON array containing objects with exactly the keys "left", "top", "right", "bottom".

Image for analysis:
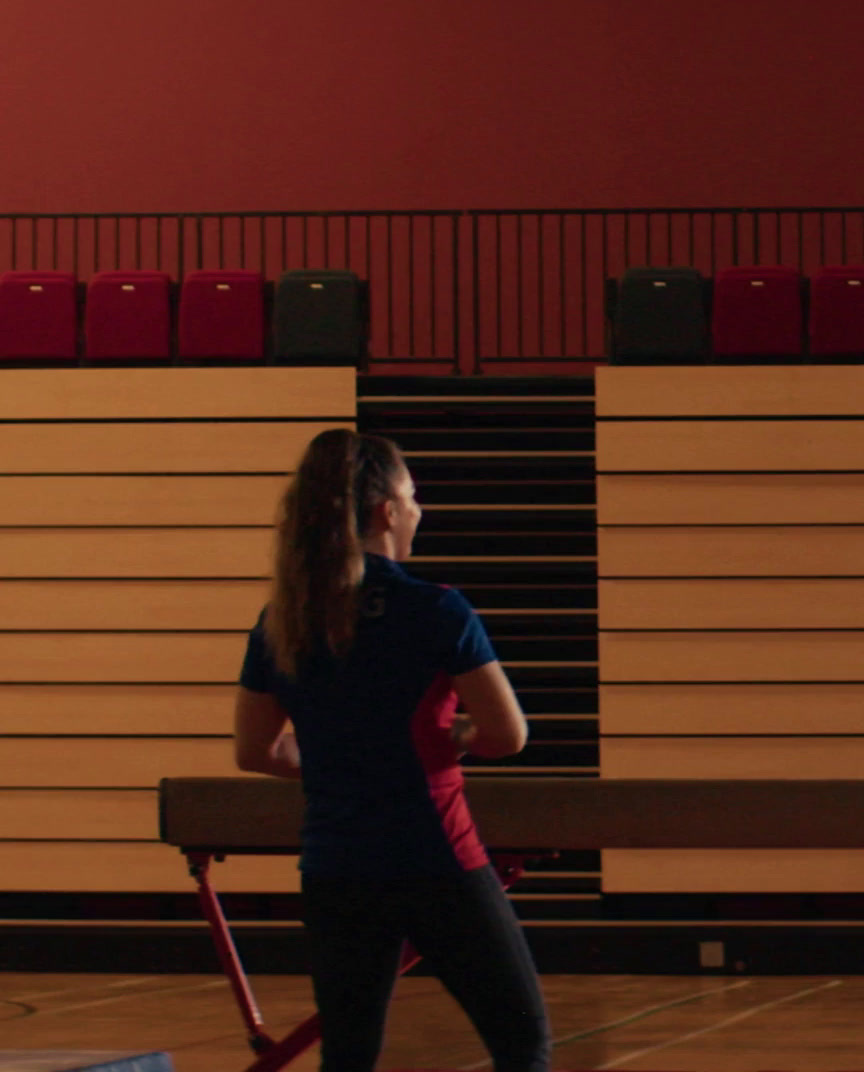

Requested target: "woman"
[{"left": 235, "top": 428, "right": 551, "bottom": 1072}]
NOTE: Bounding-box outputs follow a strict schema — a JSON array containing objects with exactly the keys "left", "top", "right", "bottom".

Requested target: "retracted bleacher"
[{"left": 0, "top": 367, "right": 354, "bottom": 899}]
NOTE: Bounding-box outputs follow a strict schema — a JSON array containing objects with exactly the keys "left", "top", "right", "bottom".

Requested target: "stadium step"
[{"left": 357, "top": 374, "right": 600, "bottom": 914}]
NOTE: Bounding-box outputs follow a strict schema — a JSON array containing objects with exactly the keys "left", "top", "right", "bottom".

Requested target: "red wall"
[{"left": 3, "top": 0, "right": 864, "bottom": 212}]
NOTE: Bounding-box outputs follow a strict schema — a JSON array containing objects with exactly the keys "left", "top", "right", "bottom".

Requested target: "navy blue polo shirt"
[{"left": 239, "top": 552, "right": 497, "bottom": 877}]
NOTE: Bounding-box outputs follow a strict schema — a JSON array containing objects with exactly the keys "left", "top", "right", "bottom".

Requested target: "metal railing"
[
  {"left": 469, "top": 206, "right": 864, "bottom": 372},
  {"left": 3, "top": 207, "right": 864, "bottom": 373},
  {"left": 0, "top": 210, "right": 461, "bottom": 371}
]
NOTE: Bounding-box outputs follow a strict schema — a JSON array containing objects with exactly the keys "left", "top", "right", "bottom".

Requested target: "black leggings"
[{"left": 302, "top": 864, "right": 551, "bottom": 1072}]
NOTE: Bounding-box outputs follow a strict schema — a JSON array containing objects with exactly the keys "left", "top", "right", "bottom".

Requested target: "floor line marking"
[
  {"left": 592, "top": 978, "right": 843, "bottom": 1070},
  {"left": 24, "top": 979, "right": 229, "bottom": 1017},
  {"left": 7, "top": 977, "right": 147, "bottom": 1002},
  {"left": 458, "top": 980, "right": 752, "bottom": 1070}
]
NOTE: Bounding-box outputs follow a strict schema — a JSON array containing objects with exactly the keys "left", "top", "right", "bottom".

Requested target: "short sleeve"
[
  {"left": 438, "top": 587, "right": 497, "bottom": 676},
  {"left": 239, "top": 609, "right": 276, "bottom": 693}
]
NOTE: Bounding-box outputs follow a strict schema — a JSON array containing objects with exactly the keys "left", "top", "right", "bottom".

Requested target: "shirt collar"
[{"left": 364, "top": 551, "right": 403, "bottom": 577}]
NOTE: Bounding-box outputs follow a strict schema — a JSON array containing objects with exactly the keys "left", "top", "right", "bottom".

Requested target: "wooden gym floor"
[{"left": 1, "top": 972, "right": 862, "bottom": 1071}]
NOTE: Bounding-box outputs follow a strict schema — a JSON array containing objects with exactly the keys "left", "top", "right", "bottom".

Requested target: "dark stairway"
[{"left": 357, "top": 375, "right": 601, "bottom": 920}]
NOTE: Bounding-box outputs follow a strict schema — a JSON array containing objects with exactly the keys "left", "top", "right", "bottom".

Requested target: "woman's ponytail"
[{"left": 265, "top": 428, "right": 402, "bottom": 674}]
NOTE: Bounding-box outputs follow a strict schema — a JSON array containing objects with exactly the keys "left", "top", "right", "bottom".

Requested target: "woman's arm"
[
  {"left": 451, "top": 661, "right": 528, "bottom": 758},
  {"left": 234, "top": 686, "right": 302, "bottom": 779}
]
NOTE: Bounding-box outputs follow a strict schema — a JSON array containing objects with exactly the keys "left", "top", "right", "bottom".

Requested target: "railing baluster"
[
  {"left": 687, "top": 212, "right": 694, "bottom": 265},
  {"left": 801, "top": 212, "right": 810, "bottom": 272},
  {"left": 451, "top": 213, "right": 460, "bottom": 374},
  {"left": 560, "top": 213, "right": 567, "bottom": 358},
  {"left": 580, "top": 213, "right": 588, "bottom": 358},
  {"left": 387, "top": 214, "right": 394, "bottom": 358},
  {"left": 430, "top": 216, "right": 437, "bottom": 360},
  {"left": 516, "top": 214, "right": 523, "bottom": 359},
  {"left": 495, "top": 214, "right": 502, "bottom": 360},
  {"left": 472, "top": 213, "right": 481, "bottom": 374},
  {"left": 666, "top": 212, "right": 673, "bottom": 266},
  {"left": 537, "top": 213, "right": 544, "bottom": 358},
  {"left": 408, "top": 214, "right": 415, "bottom": 358}
]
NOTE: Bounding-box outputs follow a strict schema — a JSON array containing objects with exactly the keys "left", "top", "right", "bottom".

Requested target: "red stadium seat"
[
  {"left": 0, "top": 271, "right": 78, "bottom": 359},
  {"left": 178, "top": 270, "right": 264, "bottom": 359},
  {"left": 85, "top": 270, "right": 172, "bottom": 359},
  {"left": 810, "top": 265, "right": 864, "bottom": 357},
  {"left": 712, "top": 265, "right": 803, "bottom": 358}
]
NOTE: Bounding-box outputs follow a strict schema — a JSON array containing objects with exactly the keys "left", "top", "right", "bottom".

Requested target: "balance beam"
[
  {"left": 159, "top": 776, "right": 864, "bottom": 1072},
  {"left": 159, "top": 776, "right": 864, "bottom": 852}
]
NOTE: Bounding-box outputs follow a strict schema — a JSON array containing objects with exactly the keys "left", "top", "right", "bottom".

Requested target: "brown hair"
[{"left": 265, "top": 428, "right": 405, "bottom": 673}]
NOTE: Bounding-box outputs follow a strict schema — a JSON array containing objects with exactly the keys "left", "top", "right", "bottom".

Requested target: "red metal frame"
[{"left": 185, "top": 850, "right": 547, "bottom": 1072}]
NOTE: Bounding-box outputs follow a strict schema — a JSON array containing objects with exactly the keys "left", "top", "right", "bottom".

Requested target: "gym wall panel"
[
  {"left": 0, "top": 367, "right": 355, "bottom": 894},
  {"left": 595, "top": 366, "right": 864, "bottom": 893}
]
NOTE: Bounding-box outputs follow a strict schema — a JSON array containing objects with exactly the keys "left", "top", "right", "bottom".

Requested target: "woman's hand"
[{"left": 449, "top": 713, "right": 477, "bottom": 757}]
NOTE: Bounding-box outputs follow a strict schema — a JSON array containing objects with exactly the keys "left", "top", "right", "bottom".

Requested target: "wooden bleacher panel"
[
  {"left": 600, "top": 737, "right": 864, "bottom": 779},
  {"left": 602, "top": 850, "right": 864, "bottom": 893},
  {"left": 597, "top": 473, "right": 864, "bottom": 524},
  {"left": 594, "top": 365, "right": 864, "bottom": 416},
  {"left": 0, "top": 789, "right": 157, "bottom": 839},
  {"left": 595, "top": 366, "right": 864, "bottom": 893},
  {"left": 600, "top": 578, "right": 864, "bottom": 629},
  {"left": 0, "top": 529, "right": 273, "bottom": 576},
  {"left": 598, "top": 525, "right": 864, "bottom": 575},
  {"left": 600, "top": 631, "right": 864, "bottom": 681},
  {"left": 0, "top": 842, "right": 300, "bottom": 893},
  {"left": 0, "top": 368, "right": 354, "bottom": 419},
  {"left": 600, "top": 683, "right": 864, "bottom": 735},
  {"left": 0, "top": 633, "right": 248, "bottom": 682},
  {"left": 595, "top": 419, "right": 864, "bottom": 470},
  {"left": 0, "top": 475, "right": 287, "bottom": 525},
  {"left": 0, "top": 367, "right": 354, "bottom": 895},
  {"left": 0, "top": 580, "right": 267, "bottom": 630},
  {"left": 0, "top": 738, "right": 248, "bottom": 786},
  {"left": 0, "top": 684, "right": 235, "bottom": 734},
  {"left": 0, "top": 420, "right": 352, "bottom": 473}
]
